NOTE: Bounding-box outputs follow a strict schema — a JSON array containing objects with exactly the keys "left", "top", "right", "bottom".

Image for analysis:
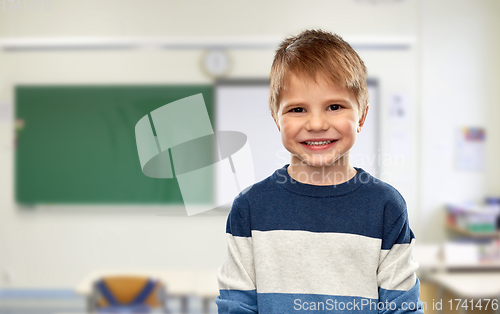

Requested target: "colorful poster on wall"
[{"left": 455, "top": 127, "right": 486, "bottom": 171}]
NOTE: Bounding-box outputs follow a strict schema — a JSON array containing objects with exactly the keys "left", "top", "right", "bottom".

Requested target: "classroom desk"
[
  {"left": 414, "top": 244, "right": 500, "bottom": 314},
  {"left": 75, "top": 270, "right": 219, "bottom": 314},
  {"left": 430, "top": 272, "right": 500, "bottom": 299},
  {"left": 413, "top": 244, "right": 500, "bottom": 272},
  {"left": 429, "top": 272, "right": 500, "bottom": 314}
]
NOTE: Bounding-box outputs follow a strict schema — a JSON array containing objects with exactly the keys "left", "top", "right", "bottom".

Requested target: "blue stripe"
[
  {"left": 97, "top": 280, "right": 119, "bottom": 306},
  {"left": 227, "top": 166, "right": 414, "bottom": 246},
  {"left": 378, "top": 278, "right": 424, "bottom": 313},
  {"left": 225, "top": 193, "right": 253, "bottom": 237},
  {"left": 258, "top": 293, "right": 379, "bottom": 313},
  {"left": 216, "top": 290, "right": 257, "bottom": 313},
  {"left": 381, "top": 204, "right": 415, "bottom": 250},
  {"left": 131, "top": 279, "right": 156, "bottom": 305},
  {"left": 216, "top": 289, "right": 425, "bottom": 314}
]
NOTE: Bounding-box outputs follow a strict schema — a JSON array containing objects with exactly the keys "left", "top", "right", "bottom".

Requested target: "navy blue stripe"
[
  {"left": 226, "top": 193, "right": 252, "bottom": 237},
  {"left": 215, "top": 289, "right": 257, "bottom": 313},
  {"left": 257, "top": 293, "right": 378, "bottom": 313},
  {"left": 381, "top": 204, "right": 415, "bottom": 250},
  {"left": 131, "top": 279, "right": 156, "bottom": 305},
  {"left": 97, "top": 280, "right": 119, "bottom": 306},
  {"left": 216, "top": 288, "right": 424, "bottom": 314},
  {"left": 379, "top": 278, "right": 424, "bottom": 313},
  {"left": 226, "top": 165, "right": 414, "bottom": 246},
  {"left": 248, "top": 184, "right": 384, "bottom": 239}
]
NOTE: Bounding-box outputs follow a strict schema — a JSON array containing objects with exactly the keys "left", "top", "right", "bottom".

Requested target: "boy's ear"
[{"left": 357, "top": 104, "right": 369, "bottom": 133}]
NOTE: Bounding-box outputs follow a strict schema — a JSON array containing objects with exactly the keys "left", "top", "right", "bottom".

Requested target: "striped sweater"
[{"left": 216, "top": 164, "right": 424, "bottom": 313}]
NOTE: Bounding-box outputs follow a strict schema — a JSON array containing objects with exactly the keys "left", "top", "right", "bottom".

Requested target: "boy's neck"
[{"left": 287, "top": 156, "right": 357, "bottom": 186}]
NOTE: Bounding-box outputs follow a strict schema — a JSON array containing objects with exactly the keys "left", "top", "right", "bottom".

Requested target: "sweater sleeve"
[
  {"left": 215, "top": 194, "right": 258, "bottom": 314},
  {"left": 377, "top": 193, "right": 424, "bottom": 314}
]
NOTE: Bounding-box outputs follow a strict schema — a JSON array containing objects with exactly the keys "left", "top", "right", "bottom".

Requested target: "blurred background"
[{"left": 1, "top": 0, "right": 500, "bottom": 313}]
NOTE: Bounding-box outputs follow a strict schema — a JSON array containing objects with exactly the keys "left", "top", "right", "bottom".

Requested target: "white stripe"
[
  {"left": 378, "top": 239, "right": 419, "bottom": 291},
  {"left": 252, "top": 230, "right": 381, "bottom": 299},
  {"left": 217, "top": 234, "right": 255, "bottom": 291}
]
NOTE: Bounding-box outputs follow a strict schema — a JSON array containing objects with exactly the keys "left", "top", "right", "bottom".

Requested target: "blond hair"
[{"left": 269, "top": 29, "right": 368, "bottom": 119}]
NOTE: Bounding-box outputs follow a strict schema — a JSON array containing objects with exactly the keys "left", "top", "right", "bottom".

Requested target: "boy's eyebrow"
[{"left": 324, "top": 98, "right": 352, "bottom": 105}]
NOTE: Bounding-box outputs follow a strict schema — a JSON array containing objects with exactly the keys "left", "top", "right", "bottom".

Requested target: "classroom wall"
[
  {"left": 420, "top": 0, "right": 500, "bottom": 242},
  {"left": 0, "top": 0, "right": 497, "bottom": 288}
]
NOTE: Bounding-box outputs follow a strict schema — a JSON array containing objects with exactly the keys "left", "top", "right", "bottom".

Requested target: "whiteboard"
[
  {"left": 350, "top": 79, "right": 380, "bottom": 176},
  {"left": 215, "top": 80, "right": 282, "bottom": 185}
]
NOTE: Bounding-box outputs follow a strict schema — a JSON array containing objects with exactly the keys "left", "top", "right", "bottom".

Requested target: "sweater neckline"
[{"left": 272, "top": 164, "right": 369, "bottom": 197}]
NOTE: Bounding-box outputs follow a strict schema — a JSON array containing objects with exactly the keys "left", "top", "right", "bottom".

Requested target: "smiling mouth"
[{"left": 302, "top": 140, "right": 336, "bottom": 146}]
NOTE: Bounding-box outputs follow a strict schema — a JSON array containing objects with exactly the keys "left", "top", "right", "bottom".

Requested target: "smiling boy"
[
  {"left": 215, "top": 29, "right": 424, "bottom": 313},
  {"left": 276, "top": 71, "right": 366, "bottom": 185}
]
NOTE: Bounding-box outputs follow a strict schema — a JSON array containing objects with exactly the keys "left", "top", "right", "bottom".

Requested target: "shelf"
[{"left": 446, "top": 222, "right": 500, "bottom": 238}]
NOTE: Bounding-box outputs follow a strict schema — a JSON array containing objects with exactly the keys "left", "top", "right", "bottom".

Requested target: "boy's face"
[{"left": 274, "top": 72, "right": 368, "bottom": 170}]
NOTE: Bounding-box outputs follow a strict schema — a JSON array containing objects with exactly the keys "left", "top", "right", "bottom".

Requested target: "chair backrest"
[{"left": 93, "top": 275, "right": 166, "bottom": 309}]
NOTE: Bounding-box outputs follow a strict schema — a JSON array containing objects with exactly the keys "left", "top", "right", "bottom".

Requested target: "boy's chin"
[{"left": 292, "top": 155, "right": 345, "bottom": 168}]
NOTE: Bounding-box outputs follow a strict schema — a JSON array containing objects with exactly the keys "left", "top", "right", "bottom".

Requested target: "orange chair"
[{"left": 89, "top": 275, "right": 168, "bottom": 313}]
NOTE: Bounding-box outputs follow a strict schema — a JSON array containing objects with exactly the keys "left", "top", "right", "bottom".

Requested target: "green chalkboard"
[{"left": 15, "top": 85, "right": 214, "bottom": 204}]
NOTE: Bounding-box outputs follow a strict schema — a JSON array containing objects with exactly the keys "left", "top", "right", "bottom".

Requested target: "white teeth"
[{"left": 305, "top": 140, "right": 334, "bottom": 145}]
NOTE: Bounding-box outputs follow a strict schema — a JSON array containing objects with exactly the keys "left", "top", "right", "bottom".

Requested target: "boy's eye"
[
  {"left": 289, "top": 107, "right": 305, "bottom": 113},
  {"left": 328, "top": 104, "right": 341, "bottom": 111}
]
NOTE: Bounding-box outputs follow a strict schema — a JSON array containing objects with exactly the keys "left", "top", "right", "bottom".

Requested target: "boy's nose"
[{"left": 305, "top": 113, "right": 329, "bottom": 131}]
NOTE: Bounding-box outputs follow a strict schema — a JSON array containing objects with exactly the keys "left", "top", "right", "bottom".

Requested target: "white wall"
[
  {"left": 420, "top": 0, "right": 500, "bottom": 242},
  {"left": 1, "top": 0, "right": 497, "bottom": 288},
  {"left": 0, "top": 0, "right": 419, "bottom": 38}
]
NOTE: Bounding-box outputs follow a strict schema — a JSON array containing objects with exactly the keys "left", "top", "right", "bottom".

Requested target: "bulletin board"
[{"left": 15, "top": 85, "right": 214, "bottom": 204}]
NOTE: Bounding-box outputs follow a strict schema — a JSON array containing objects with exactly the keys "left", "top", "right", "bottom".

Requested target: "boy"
[{"left": 215, "top": 29, "right": 424, "bottom": 313}]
